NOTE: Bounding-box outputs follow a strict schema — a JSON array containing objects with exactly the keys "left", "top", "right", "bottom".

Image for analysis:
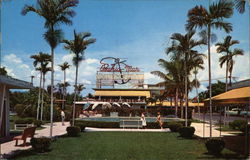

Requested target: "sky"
[{"left": 2, "top": 0, "right": 250, "bottom": 97}]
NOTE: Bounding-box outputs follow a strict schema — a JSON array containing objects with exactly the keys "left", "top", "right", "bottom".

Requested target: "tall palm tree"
[
  {"left": 30, "top": 52, "right": 51, "bottom": 120},
  {"left": 58, "top": 62, "right": 70, "bottom": 109},
  {"left": 186, "top": 0, "right": 234, "bottom": 138},
  {"left": 219, "top": 48, "right": 244, "bottom": 86},
  {"left": 63, "top": 30, "right": 96, "bottom": 126},
  {"left": 216, "top": 35, "right": 239, "bottom": 91},
  {"left": 166, "top": 30, "right": 205, "bottom": 126},
  {"left": 40, "top": 62, "right": 51, "bottom": 121},
  {"left": 22, "top": 0, "right": 78, "bottom": 137}
]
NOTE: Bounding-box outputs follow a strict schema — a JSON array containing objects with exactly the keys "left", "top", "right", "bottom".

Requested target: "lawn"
[{"left": 13, "top": 132, "right": 243, "bottom": 160}]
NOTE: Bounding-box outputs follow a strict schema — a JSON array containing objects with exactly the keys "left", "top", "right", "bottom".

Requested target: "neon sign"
[{"left": 99, "top": 57, "right": 140, "bottom": 72}]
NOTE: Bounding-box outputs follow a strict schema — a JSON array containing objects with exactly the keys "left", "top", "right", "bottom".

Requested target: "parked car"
[
  {"left": 225, "top": 108, "right": 241, "bottom": 116},
  {"left": 239, "top": 110, "right": 250, "bottom": 116}
]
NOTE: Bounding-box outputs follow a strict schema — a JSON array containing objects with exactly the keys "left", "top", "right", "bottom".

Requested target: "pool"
[{"left": 77, "top": 117, "right": 184, "bottom": 122}]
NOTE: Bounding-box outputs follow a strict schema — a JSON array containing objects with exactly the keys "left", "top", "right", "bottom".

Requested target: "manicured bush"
[
  {"left": 205, "top": 139, "right": 225, "bottom": 155},
  {"left": 15, "top": 118, "right": 34, "bottom": 124},
  {"left": 30, "top": 137, "right": 51, "bottom": 153},
  {"left": 229, "top": 120, "right": 247, "bottom": 131},
  {"left": 33, "top": 120, "right": 43, "bottom": 127},
  {"left": 146, "top": 122, "right": 168, "bottom": 129},
  {"left": 179, "top": 127, "right": 195, "bottom": 138},
  {"left": 75, "top": 123, "right": 86, "bottom": 132},
  {"left": 239, "top": 124, "right": 250, "bottom": 134},
  {"left": 168, "top": 122, "right": 183, "bottom": 132},
  {"left": 66, "top": 126, "right": 81, "bottom": 137}
]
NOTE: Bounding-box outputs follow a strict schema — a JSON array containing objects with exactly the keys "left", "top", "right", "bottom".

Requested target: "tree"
[
  {"left": 63, "top": 30, "right": 96, "bottom": 126},
  {"left": 58, "top": 62, "right": 70, "bottom": 109},
  {"left": 30, "top": 52, "right": 51, "bottom": 120},
  {"left": 219, "top": 48, "right": 244, "bottom": 86},
  {"left": 166, "top": 30, "right": 205, "bottom": 126},
  {"left": 0, "top": 66, "right": 7, "bottom": 75},
  {"left": 186, "top": 0, "right": 234, "bottom": 138},
  {"left": 216, "top": 35, "right": 239, "bottom": 91},
  {"left": 22, "top": 0, "right": 78, "bottom": 137},
  {"left": 74, "top": 84, "right": 86, "bottom": 100},
  {"left": 38, "top": 62, "right": 51, "bottom": 121}
]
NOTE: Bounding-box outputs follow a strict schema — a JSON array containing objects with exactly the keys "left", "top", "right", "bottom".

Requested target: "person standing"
[
  {"left": 141, "top": 112, "right": 147, "bottom": 129},
  {"left": 61, "top": 109, "right": 65, "bottom": 126},
  {"left": 156, "top": 112, "right": 163, "bottom": 129}
]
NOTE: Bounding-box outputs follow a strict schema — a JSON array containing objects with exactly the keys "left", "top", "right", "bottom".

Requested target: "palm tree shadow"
[{"left": 197, "top": 152, "right": 247, "bottom": 159}]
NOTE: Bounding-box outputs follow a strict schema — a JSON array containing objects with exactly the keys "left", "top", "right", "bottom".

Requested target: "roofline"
[{"left": 0, "top": 75, "right": 34, "bottom": 89}]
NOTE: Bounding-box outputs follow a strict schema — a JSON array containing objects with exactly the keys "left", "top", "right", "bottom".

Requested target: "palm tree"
[
  {"left": 30, "top": 52, "right": 51, "bottom": 120},
  {"left": 74, "top": 84, "right": 86, "bottom": 100},
  {"left": 63, "top": 30, "right": 96, "bottom": 126},
  {"left": 186, "top": 0, "right": 234, "bottom": 138},
  {"left": 219, "top": 48, "right": 244, "bottom": 86},
  {"left": 22, "top": 0, "right": 78, "bottom": 137},
  {"left": 58, "top": 62, "right": 70, "bottom": 109},
  {"left": 216, "top": 35, "right": 239, "bottom": 91},
  {"left": 166, "top": 30, "right": 205, "bottom": 126},
  {"left": 40, "top": 62, "right": 51, "bottom": 121},
  {"left": 151, "top": 58, "right": 184, "bottom": 118}
]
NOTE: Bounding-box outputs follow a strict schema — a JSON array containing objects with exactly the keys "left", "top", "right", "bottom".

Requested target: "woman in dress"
[
  {"left": 156, "top": 112, "right": 163, "bottom": 129},
  {"left": 141, "top": 112, "right": 147, "bottom": 129}
]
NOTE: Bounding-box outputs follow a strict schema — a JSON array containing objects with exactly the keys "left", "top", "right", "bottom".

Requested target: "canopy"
[{"left": 205, "top": 87, "right": 250, "bottom": 105}]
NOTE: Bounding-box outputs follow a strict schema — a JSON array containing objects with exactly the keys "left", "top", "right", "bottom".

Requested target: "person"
[
  {"left": 141, "top": 112, "right": 147, "bottom": 129},
  {"left": 61, "top": 109, "right": 65, "bottom": 126},
  {"left": 156, "top": 112, "right": 163, "bottom": 129}
]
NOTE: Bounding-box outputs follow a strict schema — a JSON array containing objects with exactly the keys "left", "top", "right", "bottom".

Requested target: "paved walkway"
[
  {"left": 0, "top": 122, "right": 70, "bottom": 157},
  {"left": 191, "top": 122, "right": 240, "bottom": 138}
]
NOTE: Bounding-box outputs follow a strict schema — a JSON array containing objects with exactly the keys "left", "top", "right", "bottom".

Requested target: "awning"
[
  {"left": 204, "top": 87, "right": 250, "bottom": 104},
  {"left": 148, "top": 101, "right": 204, "bottom": 107},
  {"left": 94, "top": 90, "right": 151, "bottom": 98}
]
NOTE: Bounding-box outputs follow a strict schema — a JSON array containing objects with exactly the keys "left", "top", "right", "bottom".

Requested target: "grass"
[{"left": 12, "top": 132, "right": 244, "bottom": 160}]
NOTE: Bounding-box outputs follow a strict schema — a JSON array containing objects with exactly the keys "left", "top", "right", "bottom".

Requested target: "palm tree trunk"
[
  {"left": 41, "top": 73, "right": 45, "bottom": 121},
  {"left": 180, "top": 97, "right": 184, "bottom": 118},
  {"left": 37, "top": 71, "right": 42, "bottom": 120},
  {"left": 175, "top": 88, "right": 178, "bottom": 117},
  {"left": 50, "top": 45, "right": 54, "bottom": 138},
  {"left": 229, "top": 69, "right": 232, "bottom": 86},
  {"left": 72, "top": 62, "right": 79, "bottom": 126},
  {"left": 62, "top": 70, "right": 66, "bottom": 110},
  {"left": 225, "top": 58, "right": 229, "bottom": 91},
  {"left": 208, "top": 25, "right": 212, "bottom": 138},
  {"left": 184, "top": 53, "right": 188, "bottom": 127},
  {"left": 194, "top": 68, "right": 200, "bottom": 119}
]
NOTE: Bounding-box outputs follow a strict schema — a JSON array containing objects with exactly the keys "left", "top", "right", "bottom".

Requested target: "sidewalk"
[
  {"left": 1, "top": 122, "right": 69, "bottom": 157},
  {"left": 191, "top": 122, "right": 239, "bottom": 138},
  {"left": 85, "top": 127, "right": 170, "bottom": 132}
]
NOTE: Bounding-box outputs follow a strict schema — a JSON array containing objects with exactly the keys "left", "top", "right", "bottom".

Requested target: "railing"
[{"left": 14, "top": 124, "right": 34, "bottom": 131}]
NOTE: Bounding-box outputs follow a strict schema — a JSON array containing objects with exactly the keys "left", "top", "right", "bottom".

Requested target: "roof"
[
  {"left": 148, "top": 101, "right": 204, "bottom": 107},
  {"left": 94, "top": 90, "right": 151, "bottom": 98},
  {"left": 0, "top": 75, "right": 33, "bottom": 89},
  {"left": 205, "top": 87, "right": 250, "bottom": 104}
]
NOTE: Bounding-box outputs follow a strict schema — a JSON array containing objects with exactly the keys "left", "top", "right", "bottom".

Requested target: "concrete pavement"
[{"left": 0, "top": 122, "right": 70, "bottom": 157}]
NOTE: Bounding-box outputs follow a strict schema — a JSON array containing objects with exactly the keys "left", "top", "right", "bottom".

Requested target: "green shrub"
[
  {"left": 33, "top": 120, "right": 43, "bottom": 127},
  {"left": 239, "top": 124, "right": 250, "bottom": 134},
  {"left": 229, "top": 120, "right": 247, "bottom": 131},
  {"left": 168, "top": 122, "right": 183, "bottom": 132},
  {"left": 179, "top": 120, "right": 192, "bottom": 127},
  {"left": 205, "top": 139, "right": 225, "bottom": 155},
  {"left": 30, "top": 137, "right": 51, "bottom": 153},
  {"left": 179, "top": 127, "right": 195, "bottom": 138},
  {"left": 15, "top": 118, "right": 34, "bottom": 124},
  {"left": 75, "top": 123, "right": 86, "bottom": 132},
  {"left": 66, "top": 126, "right": 81, "bottom": 137}
]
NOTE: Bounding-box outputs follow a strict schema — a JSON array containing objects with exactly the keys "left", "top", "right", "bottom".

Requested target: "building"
[{"left": 0, "top": 75, "right": 33, "bottom": 138}]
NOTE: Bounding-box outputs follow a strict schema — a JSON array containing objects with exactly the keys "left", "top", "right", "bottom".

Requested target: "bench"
[
  {"left": 14, "top": 124, "right": 34, "bottom": 131},
  {"left": 13, "top": 127, "right": 36, "bottom": 146},
  {"left": 120, "top": 119, "right": 142, "bottom": 129}
]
